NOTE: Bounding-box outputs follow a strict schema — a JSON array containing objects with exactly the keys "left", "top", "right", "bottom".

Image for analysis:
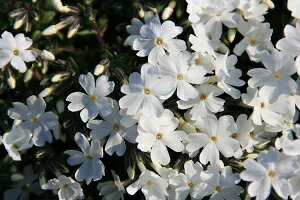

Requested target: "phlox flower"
[
  {"left": 66, "top": 72, "right": 114, "bottom": 123},
  {"left": 0, "top": 31, "right": 37, "bottom": 73},
  {"left": 64, "top": 132, "right": 105, "bottom": 185},
  {"left": 287, "top": 0, "right": 300, "bottom": 19},
  {"left": 238, "top": 0, "right": 268, "bottom": 22}
]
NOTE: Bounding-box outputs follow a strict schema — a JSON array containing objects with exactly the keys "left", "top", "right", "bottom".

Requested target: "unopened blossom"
[
  {"left": 159, "top": 51, "right": 208, "bottom": 101},
  {"left": 242, "top": 87, "right": 288, "bottom": 126},
  {"left": 214, "top": 53, "right": 245, "bottom": 99},
  {"left": 240, "top": 148, "right": 299, "bottom": 200},
  {"left": 4, "top": 165, "right": 42, "bottom": 200},
  {"left": 7, "top": 95, "right": 59, "bottom": 146},
  {"left": 133, "top": 17, "right": 186, "bottom": 64},
  {"left": 238, "top": 0, "right": 268, "bottom": 22},
  {"left": 97, "top": 170, "right": 125, "bottom": 200},
  {"left": 126, "top": 169, "right": 169, "bottom": 200},
  {"left": 177, "top": 84, "right": 225, "bottom": 119},
  {"left": 169, "top": 160, "right": 206, "bottom": 200},
  {"left": 248, "top": 50, "right": 297, "bottom": 102},
  {"left": 136, "top": 109, "right": 187, "bottom": 165},
  {"left": 197, "top": 165, "right": 243, "bottom": 200},
  {"left": 42, "top": 175, "right": 84, "bottom": 200},
  {"left": 186, "top": 115, "right": 240, "bottom": 164},
  {"left": 234, "top": 20, "right": 273, "bottom": 62},
  {"left": 2, "top": 126, "right": 33, "bottom": 161},
  {"left": 64, "top": 133, "right": 105, "bottom": 185},
  {"left": 66, "top": 72, "right": 114, "bottom": 123},
  {"left": 287, "top": 0, "right": 300, "bottom": 19},
  {"left": 276, "top": 21, "right": 300, "bottom": 74},
  {"left": 119, "top": 64, "right": 174, "bottom": 118},
  {"left": 87, "top": 100, "right": 138, "bottom": 156},
  {"left": 0, "top": 31, "right": 37, "bottom": 73}
]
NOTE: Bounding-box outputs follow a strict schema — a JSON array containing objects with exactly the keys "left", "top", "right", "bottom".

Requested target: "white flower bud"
[
  {"left": 7, "top": 75, "right": 16, "bottom": 89},
  {"left": 228, "top": 28, "right": 236, "bottom": 43},
  {"left": 162, "top": 1, "right": 176, "bottom": 21},
  {"left": 41, "top": 50, "right": 55, "bottom": 61},
  {"left": 42, "top": 22, "right": 66, "bottom": 36},
  {"left": 67, "top": 24, "right": 80, "bottom": 38},
  {"left": 94, "top": 64, "right": 105, "bottom": 76},
  {"left": 127, "top": 166, "right": 135, "bottom": 180},
  {"left": 56, "top": 100, "right": 65, "bottom": 113},
  {"left": 51, "top": 0, "right": 72, "bottom": 13},
  {"left": 13, "top": 15, "right": 26, "bottom": 30},
  {"left": 262, "top": 0, "right": 274, "bottom": 9},
  {"left": 39, "top": 86, "right": 54, "bottom": 98},
  {"left": 24, "top": 68, "right": 34, "bottom": 82}
]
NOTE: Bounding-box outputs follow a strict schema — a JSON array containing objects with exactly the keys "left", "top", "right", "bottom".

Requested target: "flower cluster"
[{"left": 1, "top": 0, "right": 300, "bottom": 200}]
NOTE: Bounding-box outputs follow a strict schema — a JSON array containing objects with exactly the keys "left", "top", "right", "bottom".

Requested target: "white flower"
[
  {"left": 126, "top": 169, "right": 169, "bottom": 200},
  {"left": 136, "top": 109, "right": 187, "bottom": 165},
  {"left": 186, "top": 115, "right": 240, "bottom": 164},
  {"left": 0, "top": 31, "right": 37, "bottom": 73},
  {"left": 159, "top": 51, "right": 208, "bottom": 101},
  {"left": 189, "top": 23, "right": 219, "bottom": 57},
  {"left": 51, "top": 0, "right": 72, "bottom": 13},
  {"left": 159, "top": 167, "right": 178, "bottom": 200},
  {"left": 7, "top": 95, "right": 59, "bottom": 146},
  {"left": 286, "top": 78, "right": 300, "bottom": 116},
  {"left": 214, "top": 53, "right": 245, "bottom": 99},
  {"left": 190, "top": 51, "right": 215, "bottom": 74},
  {"left": 234, "top": 20, "right": 273, "bottom": 62},
  {"left": 97, "top": 170, "right": 125, "bottom": 200},
  {"left": 133, "top": 17, "right": 186, "bottom": 64},
  {"left": 42, "top": 175, "right": 84, "bottom": 200},
  {"left": 198, "top": 165, "right": 243, "bottom": 200},
  {"left": 2, "top": 126, "right": 32, "bottom": 161},
  {"left": 242, "top": 87, "right": 288, "bottom": 126},
  {"left": 177, "top": 84, "right": 225, "bottom": 120},
  {"left": 287, "top": 0, "right": 300, "bottom": 19},
  {"left": 87, "top": 100, "right": 138, "bottom": 156},
  {"left": 240, "top": 148, "right": 299, "bottom": 200},
  {"left": 64, "top": 133, "right": 105, "bottom": 185},
  {"left": 169, "top": 160, "right": 206, "bottom": 200},
  {"left": 119, "top": 64, "right": 174, "bottom": 118},
  {"left": 276, "top": 21, "right": 300, "bottom": 75},
  {"left": 232, "top": 114, "right": 255, "bottom": 152},
  {"left": 124, "top": 11, "right": 159, "bottom": 47},
  {"left": 66, "top": 72, "right": 114, "bottom": 123},
  {"left": 238, "top": 0, "right": 268, "bottom": 22},
  {"left": 267, "top": 113, "right": 300, "bottom": 156},
  {"left": 186, "top": 0, "right": 242, "bottom": 40},
  {"left": 4, "top": 165, "right": 42, "bottom": 200},
  {"left": 247, "top": 50, "right": 297, "bottom": 102}
]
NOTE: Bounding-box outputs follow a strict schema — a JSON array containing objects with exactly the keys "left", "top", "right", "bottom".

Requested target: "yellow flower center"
[
  {"left": 147, "top": 179, "right": 153, "bottom": 185},
  {"left": 231, "top": 133, "right": 238, "bottom": 138},
  {"left": 113, "top": 124, "right": 120, "bottom": 130},
  {"left": 268, "top": 171, "right": 276, "bottom": 178},
  {"left": 13, "top": 144, "right": 19, "bottom": 149},
  {"left": 188, "top": 182, "right": 194, "bottom": 188},
  {"left": 210, "top": 136, "right": 217, "bottom": 142},
  {"left": 196, "top": 128, "right": 201, "bottom": 133},
  {"left": 250, "top": 131, "right": 255, "bottom": 137},
  {"left": 200, "top": 94, "right": 207, "bottom": 101},
  {"left": 215, "top": 186, "right": 222, "bottom": 192},
  {"left": 261, "top": 102, "right": 265, "bottom": 108},
  {"left": 90, "top": 96, "right": 97, "bottom": 102},
  {"left": 86, "top": 155, "right": 93, "bottom": 160},
  {"left": 156, "top": 38, "right": 163, "bottom": 45},
  {"left": 31, "top": 117, "right": 39, "bottom": 123},
  {"left": 62, "top": 184, "right": 68, "bottom": 189},
  {"left": 13, "top": 50, "right": 19, "bottom": 55},
  {"left": 250, "top": 38, "right": 257, "bottom": 44},
  {"left": 195, "top": 58, "right": 201, "bottom": 65},
  {"left": 144, "top": 89, "right": 151, "bottom": 94},
  {"left": 156, "top": 134, "right": 162, "bottom": 140},
  {"left": 273, "top": 74, "right": 280, "bottom": 80},
  {"left": 177, "top": 74, "right": 183, "bottom": 80}
]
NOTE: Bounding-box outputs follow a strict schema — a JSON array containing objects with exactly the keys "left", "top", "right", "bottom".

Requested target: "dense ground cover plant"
[{"left": 0, "top": 0, "right": 300, "bottom": 199}]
